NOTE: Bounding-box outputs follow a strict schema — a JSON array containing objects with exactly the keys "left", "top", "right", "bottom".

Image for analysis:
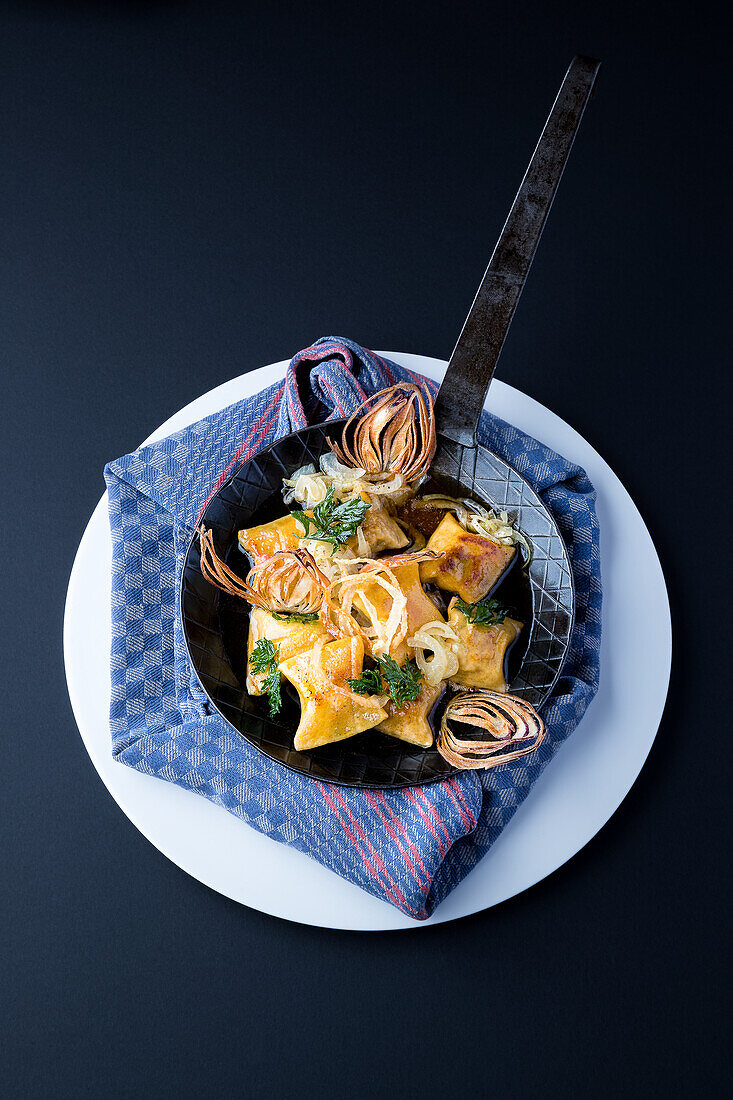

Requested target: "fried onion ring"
[{"left": 437, "top": 691, "right": 545, "bottom": 770}]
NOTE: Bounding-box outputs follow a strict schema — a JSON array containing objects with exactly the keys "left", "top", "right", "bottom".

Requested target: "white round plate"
[{"left": 64, "top": 353, "right": 671, "bottom": 930}]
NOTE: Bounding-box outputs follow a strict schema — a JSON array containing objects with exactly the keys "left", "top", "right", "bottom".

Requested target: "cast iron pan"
[{"left": 180, "top": 57, "right": 598, "bottom": 788}]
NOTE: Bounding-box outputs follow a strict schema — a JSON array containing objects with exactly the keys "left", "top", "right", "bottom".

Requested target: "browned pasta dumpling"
[
  {"left": 279, "top": 636, "right": 388, "bottom": 751},
  {"left": 238, "top": 514, "right": 301, "bottom": 562},
  {"left": 420, "top": 513, "right": 515, "bottom": 603},
  {"left": 447, "top": 597, "right": 522, "bottom": 693},
  {"left": 246, "top": 608, "right": 330, "bottom": 696},
  {"left": 377, "top": 681, "right": 442, "bottom": 748}
]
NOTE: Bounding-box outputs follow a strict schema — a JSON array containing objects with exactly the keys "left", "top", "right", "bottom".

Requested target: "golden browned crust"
[
  {"left": 377, "top": 682, "right": 442, "bottom": 748},
  {"left": 447, "top": 599, "right": 523, "bottom": 693},
  {"left": 420, "top": 513, "right": 515, "bottom": 602},
  {"left": 237, "top": 514, "right": 301, "bottom": 561},
  {"left": 279, "top": 636, "right": 388, "bottom": 751}
]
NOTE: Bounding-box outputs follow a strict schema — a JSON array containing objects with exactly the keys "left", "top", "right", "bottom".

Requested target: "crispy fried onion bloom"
[
  {"left": 329, "top": 383, "right": 436, "bottom": 488},
  {"left": 198, "top": 527, "right": 330, "bottom": 615},
  {"left": 437, "top": 691, "right": 545, "bottom": 770},
  {"left": 329, "top": 550, "right": 441, "bottom": 658}
]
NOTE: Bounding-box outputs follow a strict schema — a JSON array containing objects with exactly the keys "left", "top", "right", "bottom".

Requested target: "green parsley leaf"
[
  {"left": 250, "top": 638, "right": 282, "bottom": 717},
  {"left": 378, "top": 655, "right": 423, "bottom": 708},
  {"left": 454, "top": 595, "right": 508, "bottom": 626},
  {"left": 347, "top": 666, "right": 384, "bottom": 696},
  {"left": 348, "top": 656, "right": 423, "bottom": 709},
  {"left": 270, "top": 611, "right": 319, "bottom": 624},
  {"left": 292, "top": 484, "right": 370, "bottom": 550},
  {"left": 250, "top": 637, "right": 278, "bottom": 674}
]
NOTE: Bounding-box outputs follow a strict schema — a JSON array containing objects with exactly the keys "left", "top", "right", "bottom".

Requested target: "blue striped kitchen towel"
[{"left": 104, "top": 337, "right": 601, "bottom": 920}]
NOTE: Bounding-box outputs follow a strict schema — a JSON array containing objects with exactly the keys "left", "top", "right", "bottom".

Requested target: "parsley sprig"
[
  {"left": 348, "top": 666, "right": 383, "bottom": 695},
  {"left": 250, "top": 638, "right": 282, "bottom": 717},
  {"left": 270, "top": 611, "right": 319, "bottom": 624},
  {"left": 292, "top": 485, "right": 370, "bottom": 551},
  {"left": 454, "top": 595, "right": 508, "bottom": 626},
  {"left": 348, "top": 655, "right": 423, "bottom": 709}
]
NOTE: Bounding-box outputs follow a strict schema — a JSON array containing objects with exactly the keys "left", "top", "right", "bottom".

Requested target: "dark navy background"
[{"left": 2, "top": 2, "right": 728, "bottom": 1096}]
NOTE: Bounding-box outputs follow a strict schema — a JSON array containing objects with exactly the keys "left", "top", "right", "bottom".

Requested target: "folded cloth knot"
[
  {"left": 104, "top": 336, "right": 601, "bottom": 920},
  {"left": 276, "top": 337, "right": 402, "bottom": 436}
]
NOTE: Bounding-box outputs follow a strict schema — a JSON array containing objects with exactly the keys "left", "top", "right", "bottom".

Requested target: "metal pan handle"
[{"left": 434, "top": 55, "right": 601, "bottom": 446}]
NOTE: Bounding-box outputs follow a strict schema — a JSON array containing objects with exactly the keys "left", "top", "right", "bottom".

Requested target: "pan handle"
[{"left": 434, "top": 55, "right": 601, "bottom": 447}]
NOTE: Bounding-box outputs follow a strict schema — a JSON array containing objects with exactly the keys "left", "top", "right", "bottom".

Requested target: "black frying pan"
[{"left": 180, "top": 57, "right": 599, "bottom": 788}]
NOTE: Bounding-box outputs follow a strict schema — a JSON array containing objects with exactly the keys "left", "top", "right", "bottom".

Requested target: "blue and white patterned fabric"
[{"left": 104, "top": 337, "right": 601, "bottom": 919}]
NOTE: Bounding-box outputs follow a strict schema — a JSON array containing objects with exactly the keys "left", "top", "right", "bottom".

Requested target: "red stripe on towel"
[
  {"left": 404, "top": 788, "right": 446, "bottom": 857},
  {"left": 416, "top": 786, "right": 452, "bottom": 846},
  {"left": 443, "top": 778, "right": 475, "bottom": 830},
  {"left": 194, "top": 386, "right": 284, "bottom": 525},
  {"left": 330, "top": 787, "right": 417, "bottom": 915},
  {"left": 376, "top": 792, "right": 431, "bottom": 878},
  {"left": 364, "top": 791, "right": 428, "bottom": 895},
  {"left": 448, "top": 776, "right": 477, "bottom": 829},
  {"left": 316, "top": 782, "right": 411, "bottom": 913}
]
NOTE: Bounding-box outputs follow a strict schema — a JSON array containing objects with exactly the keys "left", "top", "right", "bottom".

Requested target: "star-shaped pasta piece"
[
  {"left": 420, "top": 513, "right": 516, "bottom": 602},
  {"left": 246, "top": 608, "right": 329, "bottom": 695},
  {"left": 279, "top": 635, "right": 388, "bottom": 751},
  {"left": 447, "top": 598, "right": 523, "bottom": 692},
  {"left": 377, "top": 681, "right": 443, "bottom": 748}
]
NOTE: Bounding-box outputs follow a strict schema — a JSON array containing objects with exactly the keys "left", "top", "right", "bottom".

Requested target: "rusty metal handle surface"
[{"left": 435, "top": 55, "right": 601, "bottom": 446}]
